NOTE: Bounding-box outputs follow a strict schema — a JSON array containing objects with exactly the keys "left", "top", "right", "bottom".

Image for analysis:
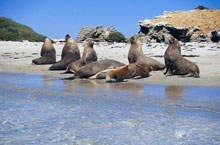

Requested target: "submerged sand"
[{"left": 0, "top": 41, "right": 220, "bottom": 87}]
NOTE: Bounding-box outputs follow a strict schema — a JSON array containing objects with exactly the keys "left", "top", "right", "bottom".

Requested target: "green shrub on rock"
[{"left": 108, "top": 31, "right": 126, "bottom": 42}]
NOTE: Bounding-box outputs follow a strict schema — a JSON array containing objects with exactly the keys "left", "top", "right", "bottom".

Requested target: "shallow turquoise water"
[{"left": 0, "top": 72, "right": 220, "bottom": 145}]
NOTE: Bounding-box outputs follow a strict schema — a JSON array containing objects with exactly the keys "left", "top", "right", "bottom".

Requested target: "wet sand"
[
  {"left": 0, "top": 41, "right": 220, "bottom": 86},
  {"left": 0, "top": 72, "right": 220, "bottom": 144}
]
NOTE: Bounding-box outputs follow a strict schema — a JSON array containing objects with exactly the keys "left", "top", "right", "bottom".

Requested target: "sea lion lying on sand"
[
  {"left": 106, "top": 64, "right": 151, "bottom": 82},
  {"left": 66, "top": 39, "right": 97, "bottom": 73},
  {"left": 89, "top": 66, "right": 118, "bottom": 80},
  {"left": 164, "top": 35, "right": 200, "bottom": 77},
  {"left": 32, "top": 38, "right": 56, "bottom": 65},
  {"left": 49, "top": 35, "right": 80, "bottom": 70},
  {"left": 74, "top": 59, "right": 125, "bottom": 78},
  {"left": 128, "top": 36, "right": 165, "bottom": 71}
]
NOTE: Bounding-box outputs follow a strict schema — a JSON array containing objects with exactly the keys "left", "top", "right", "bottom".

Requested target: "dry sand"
[{"left": 0, "top": 41, "right": 220, "bottom": 87}]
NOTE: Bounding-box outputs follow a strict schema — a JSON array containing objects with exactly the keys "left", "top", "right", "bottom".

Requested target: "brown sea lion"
[
  {"left": 82, "top": 39, "right": 97, "bottom": 64},
  {"left": 32, "top": 38, "right": 56, "bottom": 65},
  {"left": 89, "top": 66, "right": 118, "bottom": 80},
  {"left": 74, "top": 59, "right": 125, "bottom": 78},
  {"left": 164, "top": 35, "right": 200, "bottom": 77},
  {"left": 128, "top": 36, "right": 165, "bottom": 71},
  {"left": 49, "top": 35, "right": 80, "bottom": 70},
  {"left": 128, "top": 36, "right": 144, "bottom": 63},
  {"left": 106, "top": 64, "right": 151, "bottom": 82},
  {"left": 66, "top": 39, "right": 98, "bottom": 73}
]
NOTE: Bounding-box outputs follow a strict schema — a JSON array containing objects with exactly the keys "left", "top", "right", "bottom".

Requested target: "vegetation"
[
  {"left": 0, "top": 17, "right": 46, "bottom": 42},
  {"left": 195, "top": 6, "right": 209, "bottom": 10},
  {"left": 108, "top": 31, "right": 126, "bottom": 42}
]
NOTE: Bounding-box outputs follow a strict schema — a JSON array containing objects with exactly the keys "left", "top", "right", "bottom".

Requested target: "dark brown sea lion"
[
  {"left": 128, "top": 36, "right": 165, "bottom": 71},
  {"left": 74, "top": 59, "right": 125, "bottom": 78},
  {"left": 164, "top": 35, "right": 200, "bottom": 77},
  {"left": 106, "top": 64, "right": 151, "bottom": 82},
  {"left": 32, "top": 38, "right": 56, "bottom": 65},
  {"left": 49, "top": 36, "right": 80, "bottom": 70},
  {"left": 66, "top": 39, "right": 97, "bottom": 73}
]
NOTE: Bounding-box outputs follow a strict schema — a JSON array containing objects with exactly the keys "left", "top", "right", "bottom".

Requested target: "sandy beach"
[{"left": 0, "top": 41, "right": 220, "bottom": 87}]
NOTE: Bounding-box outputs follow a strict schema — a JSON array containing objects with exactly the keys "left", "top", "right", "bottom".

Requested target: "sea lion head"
[
  {"left": 85, "top": 39, "right": 94, "bottom": 48},
  {"left": 165, "top": 34, "right": 181, "bottom": 51},
  {"left": 44, "top": 37, "right": 51, "bottom": 43},
  {"left": 129, "top": 36, "right": 136, "bottom": 44},
  {"left": 43, "top": 37, "right": 53, "bottom": 49},
  {"left": 164, "top": 34, "right": 175, "bottom": 44},
  {"left": 65, "top": 34, "right": 71, "bottom": 41}
]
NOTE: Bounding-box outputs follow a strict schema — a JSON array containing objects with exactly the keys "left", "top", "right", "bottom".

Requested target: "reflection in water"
[
  {"left": 165, "top": 86, "right": 183, "bottom": 100},
  {"left": 62, "top": 79, "right": 144, "bottom": 97},
  {"left": 63, "top": 79, "right": 100, "bottom": 95},
  {"left": 43, "top": 76, "right": 54, "bottom": 87},
  {"left": 106, "top": 83, "right": 144, "bottom": 97},
  {"left": 164, "top": 86, "right": 184, "bottom": 116},
  {"left": 42, "top": 75, "right": 65, "bottom": 91}
]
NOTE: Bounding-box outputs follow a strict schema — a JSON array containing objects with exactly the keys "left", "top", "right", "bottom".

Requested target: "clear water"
[{"left": 0, "top": 72, "right": 220, "bottom": 145}]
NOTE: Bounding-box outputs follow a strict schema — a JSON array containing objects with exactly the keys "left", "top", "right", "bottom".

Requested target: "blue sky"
[{"left": 0, "top": 0, "right": 220, "bottom": 39}]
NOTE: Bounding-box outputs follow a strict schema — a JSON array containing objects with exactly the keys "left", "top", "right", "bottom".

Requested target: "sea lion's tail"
[
  {"left": 60, "top": 70, "right": 71, "bottom": 74},
  {"left": 154, "top": 63, "right": 165, "bottom": 71},
  {"left": 61, "top": 67, "right": 74, "bottom": 74},
  {"left": 49, "top": 59, "right": 72, "bottom": 70},
  {"left": 193, "top": 72, "right": 200, "bottom": 78},
  {"left": 62, "top": 75, "right": 76, "bottom": 80}
]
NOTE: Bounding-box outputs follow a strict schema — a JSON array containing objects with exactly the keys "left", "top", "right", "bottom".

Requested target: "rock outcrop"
[
  {"left": 135, "top": 8, "right": 220, "bottom": 43},
  {"left": 77, "top": 26, "right": 123, "bottom": 42},
  {"left": 135, "top": 20, "right": 189, "bottom": 43},
  {"left": 210, "top": 29, "right": 220, "bottom": 42}
]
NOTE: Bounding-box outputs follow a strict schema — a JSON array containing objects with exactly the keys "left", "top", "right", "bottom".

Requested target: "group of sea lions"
[{"left": 32, "top": 34, "right": 200, "bottom": 82}]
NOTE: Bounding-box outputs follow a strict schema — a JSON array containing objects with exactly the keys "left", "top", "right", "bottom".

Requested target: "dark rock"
[
  {"left": 136, "top": 20, "right": 189, "bottom": 43},
  {"left": 76, "top": 26, "right": 123, "bottom": 42},
  {"left": 190, "top": 34, "right": 210, "bottom": 42},
  {"left": 76, "top": 26, "right": 96, "bottom": 42},
  {"left": 210, "top": 29, "right": 220, "bottom": 42},
  {"left": 195, "top": 6, "right": 209, "bottom": 10}
]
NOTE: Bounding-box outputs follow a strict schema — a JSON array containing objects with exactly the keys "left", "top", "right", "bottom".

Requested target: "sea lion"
[
  {"left": 128, "top": 36, "right": 165, "bottom": 71},
  {"left": 32, "top": 38, "right": 56, "bottom": 65},
  {"left": 164, "top": 35, "right": 200, "bottom": 77},
  {"left": 89, "top": 66, "right": 118, "bottom": 80},
  {"left": 74, "top": 59, "right": 125, "bottom": 78},
  {"left": 66, "top": 39, "right": 98, "bottom": 73},
  {"left": 128, "top": 36, "right": 144, "bottom": 63},
  {"left": 106, "top": 64, "right": 151, "bottom": 82},
  {"left": 49, "top": 35, "right": 80, "bottom": 70},
  {"left": 82, "top": 39, "right": 97, "bottom": 64}
]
